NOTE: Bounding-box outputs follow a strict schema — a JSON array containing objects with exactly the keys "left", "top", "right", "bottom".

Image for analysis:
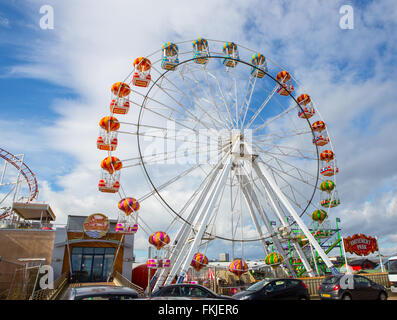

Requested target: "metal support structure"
[
  {"left": 252, "top": 159, "right": 339, "bottom": 275},
  {"left": 175, "top": 141, "right": 239, "bottom": 283},
  {"left": 153, "top": 162, "right": 221, "bottom": 290},
  {"left": 238, "top": 173, "right": 296, "bottom": 277}
]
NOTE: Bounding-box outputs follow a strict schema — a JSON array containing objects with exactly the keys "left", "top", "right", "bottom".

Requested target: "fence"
[
  {"left": 0, "top": 261, "right": 41, "bottom": 300},
  {"left": 298, "top": 272, "right": 390, "bottom": 296},
  {"left": 30, "top": 272, "right": 68, "bottom": 300}
]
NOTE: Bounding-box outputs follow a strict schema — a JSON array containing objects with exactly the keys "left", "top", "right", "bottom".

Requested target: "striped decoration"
[
  {"left": 148, "top": 231, "right": 170, "bottom": 250},
  {"left": 192, "top": 37, "right": 208, "bottom": 51},
  {"left": 111, "top": 82, "right": 130, "bottom": 98},
  {"left": 319, "top": 180, "right": 335, "bottom": 192},
  {"left": 311, "top": 120, "right": 326, "bottom": 132},
  {"left": 320, "top": 150, "right": 334, "bottom": 162},
  {"left": 251, "top": 53, "right": 266, "bottom": 66},
  {"left": 190, "top": 253, "right": 209, "bottom": 272},
  {"left": 296, "top": 93, "right": 311, "bottom": 106},
  {"left": 99, "top": 116, "right": 120, "bottom": 132},
  {"left": 312, "top": 209, "right": 328, "bottom": 223},
  {"left": 276, "top": 70, "right": 291, "bottom": 83},
  {"left": 133, "top": 57, "right": 151, "bottom": 72},
  {"left": 118, "top": 197, "right": 140, "bottom": 216},
  {"left": 228, "top": 259, "right": 248, "bottom": 277},
  {"left": 100, "top": 156, "right": 122, "bottom": 174},
  {"left": 162, "top": 42, "right": 179, "bottom": 56},
  {"left": 265, "top": 252, "right": 283, "bottom": 268},
  {"left": 223, "top": 42, "right": 237, "bottom": 54}
]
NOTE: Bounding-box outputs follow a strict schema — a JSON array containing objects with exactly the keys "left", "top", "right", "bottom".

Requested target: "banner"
[{"left": 343, "top": 234, "right": 378, "bottom": 256}]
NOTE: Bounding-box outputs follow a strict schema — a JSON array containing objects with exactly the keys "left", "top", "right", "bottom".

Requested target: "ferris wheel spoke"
[
  {"left": 253, "top": 129, "right": 312, "bottom": 144},
  {"left": 244, "top": 84, "right": 279, "bottom": 130},
  {"left": 205, "top": 70, "right": 237, "bottom": 129},
  {"left": 197, "top": 66, "right": 233, "bottom": 130},
  {"left": 180, "top": 65, "right": 229, "bottom": 127},
  {"left": 153, "top": 65, "right": 226, "bottom": 130},
  {"left": 253, "top": 142, "right": 317, "bottom": 160},
  {"left": 121, "top": 143, "right": 228, "bottom": 168},
  {"left": 251, "top": 103, "right": 299, "bottom": 135},
  {"left": 176, "top": 72, "right": 228, "bottom": 130},
  {"left": 258, "top": 160, "right": 318, "bottom": 189},
  {"left": 138, "top": 163, "right": 202, "bottom": 203},
  {"left": 130, "top": 86, "right": 212, "bottom": 132},
  {"left": 263, "top": 165, "right": 313, "bottom": 212}
]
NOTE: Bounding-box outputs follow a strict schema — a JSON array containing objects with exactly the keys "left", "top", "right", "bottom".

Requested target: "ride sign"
[{"left": 343, "top": 234, "right": 378, "bottom": 256}]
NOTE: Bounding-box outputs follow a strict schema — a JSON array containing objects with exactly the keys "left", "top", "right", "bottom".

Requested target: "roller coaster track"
[{"left": 0, "top": 148, "right": 38, "bottom": 202}]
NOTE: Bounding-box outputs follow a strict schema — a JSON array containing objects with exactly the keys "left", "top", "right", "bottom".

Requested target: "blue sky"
[{"left": 1, "top": 0, "right": 397, "bottom": 261}]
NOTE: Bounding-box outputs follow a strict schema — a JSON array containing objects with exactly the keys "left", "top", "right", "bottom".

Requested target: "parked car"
[
  {"left": 150, "top": 283, "right": 234, "bottom": 300},
  {"left": 318, "top": 274, "right": 388, "bottom": 300},
  {"left": 232, "top": 278, "right": 310, "bottom": 300},
  {"left": 64, "top": 285, "right": 139, "bottom": 300}
]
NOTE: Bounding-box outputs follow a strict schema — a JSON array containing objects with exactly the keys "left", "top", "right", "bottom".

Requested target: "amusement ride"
[
  {"left": 0, "top": 148, "right": 39, "bottom": 222},
  {"left": 96, "top": 38, "right": 342, "bottom": 289}
]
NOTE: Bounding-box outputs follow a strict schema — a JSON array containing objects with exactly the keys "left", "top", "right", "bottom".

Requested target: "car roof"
[{"left": 71, "top": 285, "right": 138, "bottom": 297}]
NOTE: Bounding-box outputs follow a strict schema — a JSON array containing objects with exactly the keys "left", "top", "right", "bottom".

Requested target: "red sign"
[{"left": 343, "top": 234, "right": 378, "bottom": 256}]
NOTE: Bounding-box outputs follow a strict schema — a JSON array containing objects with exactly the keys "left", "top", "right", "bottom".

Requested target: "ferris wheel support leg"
[
  {"left": 241, "top": 173, "right": 297, "bottom": 277},
  {"left": 238, "top": 174, "right": 276, "bottom": 276},
  {"left": 176, "top": 153, "right": 235, "bottom": 284},
  {"left": 156, "top": 166, "right": 221, "bottom": 290},
  {"left": 250, "top": 160, "right": 315, "bottom": 277},
  {"left": 252, "top": 159, "right": 339, "bottom": 276}
]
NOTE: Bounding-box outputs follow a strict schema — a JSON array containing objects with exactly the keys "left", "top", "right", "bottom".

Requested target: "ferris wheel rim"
[{"left": 135, "top": 52, "right": 321, "bottom": 242}]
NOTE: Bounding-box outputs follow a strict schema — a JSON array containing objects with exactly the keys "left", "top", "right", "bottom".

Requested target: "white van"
[{"left": 388, "top": 256, "right": 397, "bottom": 293}]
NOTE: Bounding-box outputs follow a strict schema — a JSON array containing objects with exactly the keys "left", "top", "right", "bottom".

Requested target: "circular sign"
[{"left": 83, "top": 213, "right": 109, "bottom": 239}]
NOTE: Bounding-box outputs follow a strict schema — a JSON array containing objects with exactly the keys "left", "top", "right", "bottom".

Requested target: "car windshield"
[{"left": 246, "top": 279, "right": 270, "bottom": 291}]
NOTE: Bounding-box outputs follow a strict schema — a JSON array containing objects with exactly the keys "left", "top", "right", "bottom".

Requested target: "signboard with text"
[{"left": 343, "top": 234, "right": 378, "bottom": 256}]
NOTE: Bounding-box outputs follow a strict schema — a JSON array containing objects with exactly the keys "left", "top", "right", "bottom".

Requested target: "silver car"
[{"left": 64, "top": 285, "right": 139, "bottom": 300}]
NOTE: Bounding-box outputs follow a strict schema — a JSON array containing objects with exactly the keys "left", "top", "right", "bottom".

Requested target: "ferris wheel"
[{"left": 97, "top": 38, "right": 341, "bottom": 287}]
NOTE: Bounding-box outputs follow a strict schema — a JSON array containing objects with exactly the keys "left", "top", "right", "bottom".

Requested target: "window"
[
  {"left": 389, "top": 260, "right": 397, "bottom": 274},
  {"left": 266, "top": 280, "right": 286, "bottom": 292},
  {"left": 159, "top": 287, "right": 180, "bottom": 297},
  {"left": 354, "top": 276, "right": 371, "bottom": 287},
  {"left": 182, "top": 287, "right": 211, "bottom": 298},
  {"left": 286, "top": 280, "right": 301, "bottom": 288}
]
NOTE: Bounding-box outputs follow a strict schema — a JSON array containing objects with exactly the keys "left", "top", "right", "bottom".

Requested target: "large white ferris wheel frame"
[
  {"left": 124, "top": 42, "right": 341, "bottom": 291},
  {"left": 150, "top": 135, "right": 338, "bottom": 290}
]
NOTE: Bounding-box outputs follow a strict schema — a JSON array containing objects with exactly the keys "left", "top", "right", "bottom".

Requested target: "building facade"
[{"left": 51, "top": 215, "right": 135, "bottom": 283}]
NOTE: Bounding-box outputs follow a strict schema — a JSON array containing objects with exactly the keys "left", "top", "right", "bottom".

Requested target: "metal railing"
[
  {"left": 114, "top": 271, "right": 146, "bottom": 297},
  {"left": 30, "top": 272, "right": 68, "bottom": 300}
]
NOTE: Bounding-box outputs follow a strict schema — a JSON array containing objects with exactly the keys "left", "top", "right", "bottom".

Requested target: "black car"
[
  {"left": 318, "top": 274, "right": 388, "bottom": 300},
  {"left": 150, "top": 283, "right": 234, "bottom": 300},
  {"left": 64, "top": 285, "right": 139, "bottom": 300},
  {"left": 232, "top": 278, "right": 310, "bottom": 300}
]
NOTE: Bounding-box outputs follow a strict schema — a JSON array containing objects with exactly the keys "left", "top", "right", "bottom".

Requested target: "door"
[
  {"left": 263, "top": 280, "right": 289, "bottom": 300},
  {"left": 92, "top": 254, "right": 105, "bottom": 282},
  {"left": 353, "top": 276, "right": 373, "bottom": 299},
  {"left": 81, "top": 254, "right": 93, "bottom": 282}
]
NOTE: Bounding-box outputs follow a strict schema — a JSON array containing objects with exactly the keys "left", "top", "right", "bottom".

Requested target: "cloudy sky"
[{"left": 1, "top": 0, "right": 397, "bottom": 261}]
